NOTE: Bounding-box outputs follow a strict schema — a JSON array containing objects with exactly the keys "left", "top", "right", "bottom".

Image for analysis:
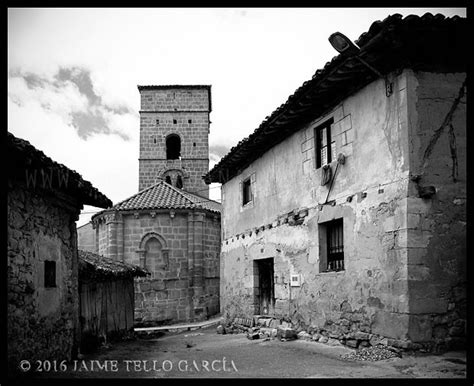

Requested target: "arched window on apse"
[
  {"left": 166, "top": 134, "right": 181, "bottom": 160},
  {"left": 165, "top": 176, "right": 172, "bottom": 185},
  {"left": 176, "top": 175, "right": 183, "bottom": 189},
  {"left": 144, "top": 237, "right": 163, "bottom": 279}
]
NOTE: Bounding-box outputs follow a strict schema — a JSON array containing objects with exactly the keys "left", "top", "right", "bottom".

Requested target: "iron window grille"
[{"left": 326, "top": 218, "right": 344, "bottom": 272}]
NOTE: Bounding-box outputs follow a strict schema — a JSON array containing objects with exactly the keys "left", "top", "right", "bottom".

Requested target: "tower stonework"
[{"left": 138, "top": 85, "right": 211, "bottom": 197}]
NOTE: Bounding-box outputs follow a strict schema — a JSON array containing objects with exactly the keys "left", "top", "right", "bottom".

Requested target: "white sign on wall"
[{"left": 290, "top": 274, "right": 300, "bottom": 287}]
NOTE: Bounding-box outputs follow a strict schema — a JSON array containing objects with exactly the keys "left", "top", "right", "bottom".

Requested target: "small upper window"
[
  {"left": 44, "top": 261, "right": 56, "bottom": 288},
  {"left": 315, "top": 119, "right": 335, "bottom": 169},
  {"left": 242, "top": 177, "right": 252, "bottom": 206},
  {"left": 156, "top": 119, "right": 160, "bottom": 125},
  {"left": 173, "top": 119, "right": 177, "bottom": 124},
  {"left": 188, "top": 119, "right": 192, "bottom": 124}
]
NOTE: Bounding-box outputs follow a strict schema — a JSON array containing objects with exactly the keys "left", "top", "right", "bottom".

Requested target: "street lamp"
[{"left": 328, "top": 32, "right": 393, "bottom": 97}]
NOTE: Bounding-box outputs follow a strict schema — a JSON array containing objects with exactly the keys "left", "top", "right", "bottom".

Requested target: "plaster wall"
[
  {"left": 222, "top": 71, "right": 410, "bottom": 238},
  {"left": 219, "top": 70, "right": 465, "bottom": 349}
]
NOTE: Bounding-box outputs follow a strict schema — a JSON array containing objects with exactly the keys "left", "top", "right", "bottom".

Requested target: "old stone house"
[
  {"left": 78, "top": 85, "right": 221, "bottom": 325},
  {"left": 7, "top": 132, "right": 112, "bottom": 372},
  {"left": 78, "top": 250, "right": 147, "bottom": 352},
  {"left": 204, "top": 14, "right": 466, "bottom": 351}
]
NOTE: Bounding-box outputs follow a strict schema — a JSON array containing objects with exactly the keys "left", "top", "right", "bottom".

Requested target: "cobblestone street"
[{"left": 24, "top": 325, "right": 466, "bottom": 379}]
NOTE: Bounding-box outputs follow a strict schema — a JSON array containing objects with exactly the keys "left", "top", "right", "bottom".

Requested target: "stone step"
[{"left": 134, "top": 317, "right": 221, "bottom": 333}]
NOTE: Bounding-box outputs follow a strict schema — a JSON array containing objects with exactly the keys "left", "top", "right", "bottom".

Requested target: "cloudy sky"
[{"left": 8, "top": 7, "right": 466, "bottom": 226}]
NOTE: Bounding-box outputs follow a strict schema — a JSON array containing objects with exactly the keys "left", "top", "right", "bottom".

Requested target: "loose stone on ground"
[{"left": 341, "top": 346, "right": 401, "bottom": 361}]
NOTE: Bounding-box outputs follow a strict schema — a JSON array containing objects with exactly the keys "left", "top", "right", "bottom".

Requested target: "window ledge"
[
  {"left": 241, "top": 201, "right": 254, "bottom": 211},
  {"left": 316, "top": 159, "right": 338, "bottom": 171},
  {"left": 317, "top": 270, "right": 345, "bottom": 276}
]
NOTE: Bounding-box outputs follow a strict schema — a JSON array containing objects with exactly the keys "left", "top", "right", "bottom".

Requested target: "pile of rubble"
[
  {"left": 340, "top": 346, "right": 401, "bottom": 361},
  {"left": 217, "top": 316, "right": 297, "bottom": 341},
  {"left": 216, "top": 315, "right": 412, "bottom": 359}
]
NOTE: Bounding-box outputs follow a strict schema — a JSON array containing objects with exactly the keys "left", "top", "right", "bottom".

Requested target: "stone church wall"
[{"left": 92, "top": 209, "right": 221, "bottom": 325}]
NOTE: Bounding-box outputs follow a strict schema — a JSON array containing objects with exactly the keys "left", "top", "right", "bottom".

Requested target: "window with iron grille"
[
  {"left": 326, "top": 219, "right": 344, "bottom": 271},
  {"left": 315, "top": 119, "right": 335, "bottom": 169},
  {"left": 44, "top": 260, "right": 56, "bottom": 288},
  {"left": 319, "top": 218, "right": 344, "bottom": 272}
]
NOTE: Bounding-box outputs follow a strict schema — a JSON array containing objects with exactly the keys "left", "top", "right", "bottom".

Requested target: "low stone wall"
[{"left": 222, "top": 313, "right": 465, "bottom": 353}]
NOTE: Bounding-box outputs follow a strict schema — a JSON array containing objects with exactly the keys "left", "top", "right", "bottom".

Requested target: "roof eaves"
[
  {"left": 7, "top": 132, "right": 112, "bottom": 208},
  {"left": 78, "top": 250, "right": 148, "bottom": 278},
  {"left": 92, "top": 180, "right": 164, "bottom": 220}
]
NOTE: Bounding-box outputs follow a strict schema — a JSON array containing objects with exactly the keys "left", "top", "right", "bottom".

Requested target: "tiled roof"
[
  {"left": 7, "top": 132, "right": 112, "bottom": 208},
  {"left": 204, "top": 13, "right": 467, "bottom": 184},
  {"left": 78, "top": 250, "right": 148, "bottom": 280},
  {"left": 97, "top": 180, "right": 221, "bottom": 215}
]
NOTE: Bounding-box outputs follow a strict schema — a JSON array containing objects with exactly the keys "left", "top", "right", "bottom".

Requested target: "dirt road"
[{"left": 22, "top": 325, "right": 466, "bottom": 379}]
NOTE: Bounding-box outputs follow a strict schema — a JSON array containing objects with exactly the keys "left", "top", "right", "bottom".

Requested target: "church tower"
[{"left": 137, "top": 85, "right": 211, "bottom": 198}]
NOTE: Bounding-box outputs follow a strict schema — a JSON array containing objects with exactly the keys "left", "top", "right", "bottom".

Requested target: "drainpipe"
[
  {"left": 288, "top": 280, "right": 291, "bottom": 318},
  {"left": 324, "top": 153, "right": 346, "bottom": 204}
]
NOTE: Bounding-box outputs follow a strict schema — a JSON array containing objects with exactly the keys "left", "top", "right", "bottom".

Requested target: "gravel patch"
[{"left": 341, "top": 346, "right": 401, "bottom": 361}]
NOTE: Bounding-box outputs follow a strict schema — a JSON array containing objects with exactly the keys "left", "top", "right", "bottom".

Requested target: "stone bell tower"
[{"left": 137, "top": 85, "right": 211, "bottom": 198}]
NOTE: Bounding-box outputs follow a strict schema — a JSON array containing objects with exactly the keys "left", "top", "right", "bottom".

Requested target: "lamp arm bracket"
[{"left": 355, "top": 56, "right": 393, "bottom": 97}]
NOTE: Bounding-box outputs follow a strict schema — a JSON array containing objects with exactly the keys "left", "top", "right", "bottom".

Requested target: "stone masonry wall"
[
  {"left": 8, "top": 182, "right": 80, "bottom": 371},
  {"left": 403, "top": 71, "right": 467, "bottom": 350},
  {"left": 140, "top": 88, "right": 210, "bottom": 112},
  {"left": 138, "top": 87, "right": 211, "bottom": 196},
  {"left": 132, "top": 212, "right": 192, "bottom": 324},
  {"left": 202, "top": 216, "right": 221, "bottom": 316}
]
